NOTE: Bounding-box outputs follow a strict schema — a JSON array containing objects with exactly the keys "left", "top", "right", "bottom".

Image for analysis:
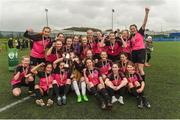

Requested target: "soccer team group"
[{"left": 10, "top": 8, "right": 152, "bottom": 110}]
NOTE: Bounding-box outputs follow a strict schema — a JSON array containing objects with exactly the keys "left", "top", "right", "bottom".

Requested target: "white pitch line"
[{"left": 0, "top": 96, "right": 31, "bottom": 113}]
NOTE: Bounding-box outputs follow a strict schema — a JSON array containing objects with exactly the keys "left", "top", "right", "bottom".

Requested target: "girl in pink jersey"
[
  {"left": 129, "top": 8, "right": 150, "bottom": 82},
  {"left": 80, "top": 36, "right": 91, "bottom": 60},
  {"left": 92, "top": 31, "right": 106, "bottom": 61},
  {"left": 126, "top": 62, "right": 151, "bottom": 109},
  {"left": 105, "top": 63, "right": 128, "bottom": 104},
  {"left": 121, "top": 30, "right": 132, "bottom": 60},
  {"left": 84, "top": 58, "right": 112, "bottom": 110},
  {"left": 46, "top": 40, "right": 63, "bottom": 63},
  {"left": 119, "top": 52, "right": 132, "bottom": 74},
  {"left": 31, "top": 62, "right": 54, "bottom": 107},
  {"left": 104, "top": 32, "right": 122, "bottom": 62},
  {"left": 23, "top": 27, "right": 52, "bottom": 66},
  {"left": 11, "top": 56, "right": 34, "bottom": 97},
  {"left": 95, "top": 51, "right": 112, "bottom": 80},
  {"left": 52, "top": 60, "right": 72, "bottom": 106}
]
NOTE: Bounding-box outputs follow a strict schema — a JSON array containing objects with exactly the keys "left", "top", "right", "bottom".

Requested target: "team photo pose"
[
  {"left": 46, "top": 40, "right": 63, "bottom": 63},
  {"left": 126, "top": 62, "right": 151, "bottom": 108},
  {"left": 104, "top": 32, "right": 122, "bottom": 62},
  {"left": 119, "top": 52, "right": 132, "bottom": 73},
  {"left": 95, "top": 51, "right": 112, "bottom": 80},
  {"left": 105, "top": 63, "right": 128, "bottom": 104},
  {"left": 121, "top": 30, "right": 132, "bottom": 60},
  {"left": 11, "top": 56, "right": 34, "bottom": 96},
  {"left": 129, "top": 8, "right": 150, "bottom": 81},
  {"left": 71, "top": 56, "right": 88, "bottom": 103},
  {"left": 52, "top": 61, "right": 71, "bottom": 106},
  {"left": 24, "top": 27, "right": 52, "bottom": 66},
  {"left": 84, "top": 58, "right": 112, "bottom": 110},
  {"left": 31, "top": 62, "right": 54, "bottom": 107}
]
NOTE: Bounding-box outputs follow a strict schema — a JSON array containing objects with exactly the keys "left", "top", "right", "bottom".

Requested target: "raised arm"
[
  {"left": 31, "top": 63, "right": 45, "bottom": 73},
  {"left": 142, "top": 8, "right": 150, "bottom": 30},
  {"left": 24, "top": 28, "right": 41, "bottom": 40},
  {"left": 46, "top": 43, "right": 55, "bottom": 56}
]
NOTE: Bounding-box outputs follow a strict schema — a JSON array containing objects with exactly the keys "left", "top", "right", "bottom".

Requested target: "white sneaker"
[
  {"left": 118, "top": 96, "right": 124, "bottom": 104},
  {"left": 111, "top": 96, "right": 117, "bottom": 104}
]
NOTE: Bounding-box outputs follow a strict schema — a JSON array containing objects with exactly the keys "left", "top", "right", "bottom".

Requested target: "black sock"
[
  {"left": 90, "top": 87, "right": 104, "bottom": 103},
  {"left": 139, "top": 91, "right": 144, "bottom": 97},
  {"left": 53, "top": 84, "right": 59, "bottom": 97},
  {"left": 48, "top": 88, "right": 53, "bottom": 99},
  {"left": 35, "top": 89, "right": 41, "bottom": 99},
  {"left": 130, "top": 88, "right": 139, "bottom": 97},
  {"left": 28, "top": 81, "right": 35, "bottom": 92},
  {"left": 141, "top": 75, "right": 145, "bottom": 81},
  {"left": 90, "top": 87, "right": 98, "bottom": 94},
  {"left": 106, "top": 87, "right": 114, "bottom": 97},
  {"left": 64, "top": 84, "right": 70, "bottom": 95},
  {"left": 100, "top": 88, "right": 111, "bottom": 102},
  {"left": 118, "top": 86, "right": 126, "bottom": 97}
]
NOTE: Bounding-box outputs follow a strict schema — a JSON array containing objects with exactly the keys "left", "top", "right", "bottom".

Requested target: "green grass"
[{"left": 0, "top": 41, "right": 180, "bottom": 119}]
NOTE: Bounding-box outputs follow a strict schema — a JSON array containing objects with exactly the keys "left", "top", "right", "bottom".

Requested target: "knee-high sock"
[
  {"left": 28, "top": 81, "right": 35, "bottom": 91},
  {"left": 73, "top": 81, "right": 80, "bottom": 96},
  {"left": 117, "top": 86, "right": 126, "bottom": 97},
  {"left": 48, "top": 88, "right": 53, "bottom": 99},
  {"left": 106, "top": 87, "right": 115, "bottom": 97},
  {"left": 100, "top": 88, "right": 111, "bottom": 102},
  {"left": 35, "top": 88, "right": 41, "bottom": 99},
  {"left": 81, "top": 81, "right": 86, "bottom": 96},
  {"left": 64, "top": 84, "right": 70, "bottom": 95},
  {"left": 130, "top": 88, "right": 139, "bottom": 97},
  {"left": 90, "top": 87, "right": 104, "bottom": 103},
  {"left": 53, "top": 84, "right": 59, "bottom": 97}
]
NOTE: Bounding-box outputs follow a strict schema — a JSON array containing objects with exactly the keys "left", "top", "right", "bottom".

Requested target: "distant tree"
[{"left": 64, "top": 27, "right": 102, "bottom": 32}]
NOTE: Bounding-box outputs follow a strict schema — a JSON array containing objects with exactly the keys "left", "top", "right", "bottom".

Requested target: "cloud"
[{"left": 0, "top": 0, "right": 180, "bottom": 32}]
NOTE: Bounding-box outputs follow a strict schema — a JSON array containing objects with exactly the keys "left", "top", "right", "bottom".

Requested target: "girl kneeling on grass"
[
  {"left": 84, "top": 58, "right": 112, "bottom": 110},
  {"left": 11, "top": 56, "right": 34, "bottom": 97},
  {"left": 126, "top": 62, "right": 151, "bottom": 108},
  {"left": 52, "top": 61, "right": 71, "bottom": 106},
  {"left": 105, "top": 63, "right": 128, "bottom": 104},
  {"left": 31, "top": 62, "right": 54, "bottom": 107}
]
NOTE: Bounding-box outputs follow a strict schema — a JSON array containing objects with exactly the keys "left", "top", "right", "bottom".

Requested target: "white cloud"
[{"left": 0, "top": 0, "right": 180, "bottom": 31}]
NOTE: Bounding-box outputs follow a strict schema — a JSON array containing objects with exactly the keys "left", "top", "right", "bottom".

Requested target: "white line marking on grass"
[{"left": 0, "top": 96, "right": 31, "bottom": 113}]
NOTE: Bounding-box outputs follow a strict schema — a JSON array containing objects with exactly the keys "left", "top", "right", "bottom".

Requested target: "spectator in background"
[
  {"left": 8, "top": 37, "right": 14, "bottom": 48},
  {"left": 145, "top": 36, "right": 153, "bottom": 67}
]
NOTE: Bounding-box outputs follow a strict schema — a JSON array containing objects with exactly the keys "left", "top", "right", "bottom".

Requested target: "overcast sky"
[{"left": 0, "top": 0, "right": 180, "bottom": 32}]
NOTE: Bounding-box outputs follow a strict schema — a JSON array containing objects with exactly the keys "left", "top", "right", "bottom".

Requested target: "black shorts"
[
  {"left": 132, "top": 49, "right": 146, "bottom": 64},
  {"left": 30, "top": 56, "right": 46, "bottom": 66},
  {"left": 12, "top": 78, "right": 28, "bottom": 89}
]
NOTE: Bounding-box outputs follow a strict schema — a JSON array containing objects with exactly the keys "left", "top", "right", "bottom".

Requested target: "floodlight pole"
[{"left": 45, "top": 8, "right": 49, "bottom": 27}]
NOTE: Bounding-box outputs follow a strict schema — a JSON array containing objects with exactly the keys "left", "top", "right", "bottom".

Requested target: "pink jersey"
[
  {"left": 11, "top": 65, "right": 31, "bottom": 85},
  {"left": 122, "top": 40, "right": 131, "bottom": 53},
  {"left": 127, "top": 72, "right": 142, "bottom": 86},
  {"left": 46, "top": 54, "right": 58, "bottom": 63},
  {"left": 39, "top": 75, "right": 54, "bottom": 91},
  {"left": 131, "top": 32, "right": 145, "bottom": 51},
  {"left": 106, "top": 41, "right": 122, "bottom": 56},
  {"left": 86, "top": 69, "right": 101, "bottom": 86},
  {"left": 54, "top": 72, "right": 69, "bottom": 86},
  {"left": 92, "top": 42, "right": 104, "bottom": 54},
  {"left": 31, "top": 38, "right": 51, "bottom": 58},
  {"left": 11, "top": 72, "right": 26, "bottom": 85}
]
